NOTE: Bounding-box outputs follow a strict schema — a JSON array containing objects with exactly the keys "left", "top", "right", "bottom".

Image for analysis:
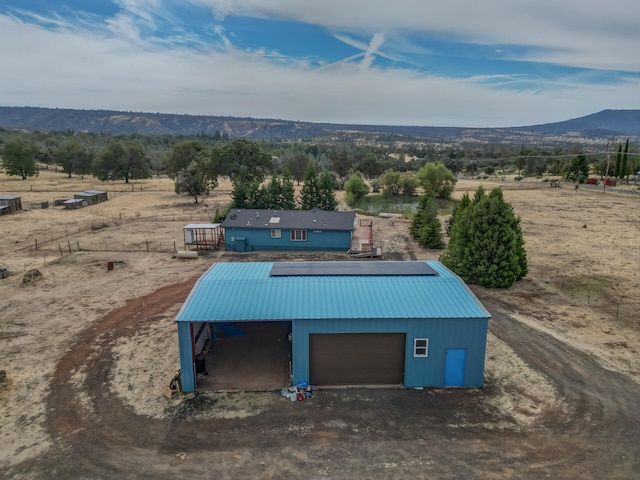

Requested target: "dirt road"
[{"left": 5, "top": 279, "right": 637, "bottom": 479}]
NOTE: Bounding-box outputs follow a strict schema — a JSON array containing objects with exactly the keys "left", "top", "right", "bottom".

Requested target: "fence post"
[
  {"left": 68, "top": 241, "right": 72, "bottom": 255},
  {"left": 616, "top": 300, "right": 620, "bottom": 319},
  {"left": 540, "top": 266, "right": 543, "bottom": 281},
  {"left": 146, "top": 240, "right": 149, "bottom": 252},
  {"left": 35, "top": 238, "right": 38, "bottom": 251},
  {"left": 59, "top": 244, "right": 64, "bottom": 258},
  {"left": 587, "top": 286, "right": 591, "bottom": 305},
  {"left": 561, "top": 276, "right": 565, "bottom": 291},
  {"left": 174, "top": 241, "right": 176, "bottom": 253}
]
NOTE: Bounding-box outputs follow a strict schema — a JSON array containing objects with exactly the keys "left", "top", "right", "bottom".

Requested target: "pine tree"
[
  {"left": 265, "top": 174, "right": 283, "bottom": 209},
  {"left": 318, "top": 170, "right": 338, "bottom": 211},
  {"left": 299, "top": 163, "right": 320, "bottom": 209},
  {"left": 445, "top": 193, "right": 471, "bottom": 236},
  {"left": 620, "top": 139, "right": 629, "bottom": 181},
  {"left": 613, "top": 144, "right": 622, "bottom": 178},
  {"left": 280, "top": 167, "right": 297, "bottom": 210},
  {"left": 411, "top": 189, "right": 443, "bottom": 249},
  {"left": 441, "top": 186, "right": 527, "bottom": 288}
]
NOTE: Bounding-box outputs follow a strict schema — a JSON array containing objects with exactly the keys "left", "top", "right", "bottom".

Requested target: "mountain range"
[{"left": 0, "top": 106, "right": 638, "bottom": 144}]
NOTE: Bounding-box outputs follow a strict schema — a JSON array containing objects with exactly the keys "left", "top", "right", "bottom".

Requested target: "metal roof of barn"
[
  {"left": 221, "top": 208, "right": 355, "bottom": 231},
  {"left": 175, "top": 261, "right": 490, "bottom": 322}
]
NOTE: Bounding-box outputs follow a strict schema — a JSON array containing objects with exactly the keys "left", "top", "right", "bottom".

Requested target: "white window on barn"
[
  {"left": 414, "top": 338, "right": 429, "bottom": 357},
  {"left": 290, "top": 230, "right": 307, "bottom": 241},
  {"left": 271, "top": 229, "right": 281, "bottom": 238}
]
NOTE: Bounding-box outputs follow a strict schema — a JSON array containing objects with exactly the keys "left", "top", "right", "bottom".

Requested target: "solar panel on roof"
[{"left": 270, "top": 261, "right": 438, "bottom": 277}]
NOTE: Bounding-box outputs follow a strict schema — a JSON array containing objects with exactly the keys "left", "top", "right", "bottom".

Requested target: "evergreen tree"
[
  {"left": 265, "top": 174, "right": 283, "bottom": 209},
  {"left": 620, "top": 139, "right": 629, "bottom": 181},
  {"left": 565, "top": 152, "right": 589, "bottom": 183},
  {"left": 299, "top": 164, "right": 320, "bottom": 209},
  {"left": 318, "top": 170, "right": 338, "bottom": 210},
  {"left": 411, "top": 189, "right": 444, "bottom": 249},
  {"left": 613, "top": 144, "right": 622, "bottom": 178},
  {"left": 247, "top": 180, "right": 268, "bottom": 209},
  {"left": 231, "top": 182, "right": 249, "bottom": 208},
  {"left": 440, "top": 196, "right": 473, "bottom": 280},
  {"left": 441, "top": 186, "right": 527, "bottom": 288},
  {"left": 280, "top": 167, "right": 297, "bottom": 210},
  {"left": 445, "top": 193, "right": 471, "bottom": 236}
]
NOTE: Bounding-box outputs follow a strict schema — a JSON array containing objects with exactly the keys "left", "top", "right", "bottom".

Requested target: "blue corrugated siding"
[
  {"left": 292, "top": 317, "right": 488, "bottom": 388},
  {"left": 177, "top": 322, "right": 196, "bottom": 392},
  {"left": 175, "top": 261, "right": 490, "bottom": 390},
  {"left": 225, "top": 228, "right": 351, "bottom": 251}
]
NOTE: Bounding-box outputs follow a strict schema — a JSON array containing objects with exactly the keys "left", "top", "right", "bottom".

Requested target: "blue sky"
[{"left": 0, "top": 0, "right": 638, "bottom": 127}]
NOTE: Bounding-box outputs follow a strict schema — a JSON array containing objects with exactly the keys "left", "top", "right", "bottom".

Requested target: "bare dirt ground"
[{"left": 1, "top": 171, "right": 639, "bottom": 479}]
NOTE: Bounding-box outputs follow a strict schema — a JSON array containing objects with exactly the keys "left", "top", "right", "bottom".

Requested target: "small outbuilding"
[
  {"left": 0, "top": 195, "right": 22, "bottom": 214},
  {"left": 183, "top": 223, "right": 224, "bottom": 251},
  {"left": 222, "top": 208, "right": 355, "bottom": 252},
  {"left": 63, "top": 198, "right": 88, "bottom": 210},
  {"left": 175, "top": 260, "right": 491, "bottom": 393},
  {"left": 74, "top": 190, "right": 108, "bottom": 205}
]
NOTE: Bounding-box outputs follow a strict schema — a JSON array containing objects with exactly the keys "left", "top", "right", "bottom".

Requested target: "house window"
[
  {"left": 414, "top": 338, "right": 429, "bottom": 357},
  {"left": 271, "top": 229, "right": 281, "bottom": 238},
  {"left": 290, "top": 230, "right": 307, "bottom": 241}
]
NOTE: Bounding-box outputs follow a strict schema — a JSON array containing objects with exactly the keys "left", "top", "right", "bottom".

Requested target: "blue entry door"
[{"left": 444, "top": 349, "right": 466, "bottom": 386}]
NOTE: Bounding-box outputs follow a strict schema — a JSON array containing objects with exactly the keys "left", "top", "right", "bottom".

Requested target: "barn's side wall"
[
  {"left": 177, "top": 322, "right": 196, "bottom": 392},
  {"left": 292, "top": 317, "right": 488, "bottom": 388},
  {"left": 225, "top": 228, "right": 352, "bottom": 252}
]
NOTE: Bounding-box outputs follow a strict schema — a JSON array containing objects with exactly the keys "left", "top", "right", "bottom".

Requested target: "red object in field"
[
  {"left": 605, "top": 179, "right": 617, "bottom": 186},
  {"left": 297, "top": 393, "right": 304, "bottom": 401},
  {"left": 586, "top": 178, "right": 598, "bottom": 185}
]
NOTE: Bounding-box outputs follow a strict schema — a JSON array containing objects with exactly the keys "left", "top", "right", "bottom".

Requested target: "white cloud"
[
  {"left": 189, "top": 0, "right": 640, "bottom": 72},
  {"left": 0, "top": 13, "right": 638, "bottom": 128}
]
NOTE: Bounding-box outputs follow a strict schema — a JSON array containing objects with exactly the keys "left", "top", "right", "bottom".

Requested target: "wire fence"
[
  {"left": 531, "top": 264, "right": 628, "bottom": 320},
  {"left": 0, "top": 212, "right": 209, "bottom": 256},
  {"left": 56, "top": 240, "right": 178, "bottom": 256}
]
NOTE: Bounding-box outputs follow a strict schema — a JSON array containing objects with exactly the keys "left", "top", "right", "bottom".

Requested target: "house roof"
[
  {"left": 74, "top": 191, "right": 101, "bottom": 197},
  {"left": 0, "top": 195, "right": 21, "bottom": 200},
  {"left": 183, "top": 223, "right": 221, "bottom": 229},
  {"left": 221, "top": 208, "right": 355, "bottom": 231},
  {"left": 175, "top": 261, "right": 491, "bottom": 322}
]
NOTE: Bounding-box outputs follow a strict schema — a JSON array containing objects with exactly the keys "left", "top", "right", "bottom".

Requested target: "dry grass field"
[{"left": 1, "top": 170, "right": 638, "bottom": 478}]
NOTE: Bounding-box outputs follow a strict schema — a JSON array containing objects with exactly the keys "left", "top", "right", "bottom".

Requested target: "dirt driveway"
[
  {"left": 2, "top": 174, "right": 639, "bottom": 478},
  {"left": 6, "top": 278, "right": 637, "bottom": 479}
]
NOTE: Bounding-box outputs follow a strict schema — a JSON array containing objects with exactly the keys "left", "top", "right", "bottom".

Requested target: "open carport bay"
[{"left": 195, "top": 321, "right": 292, "bottom": 391}]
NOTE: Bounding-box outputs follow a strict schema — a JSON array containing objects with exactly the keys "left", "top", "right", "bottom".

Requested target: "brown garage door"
[{"left": 309, "top": 333, "right": 405, "bottom": 385}]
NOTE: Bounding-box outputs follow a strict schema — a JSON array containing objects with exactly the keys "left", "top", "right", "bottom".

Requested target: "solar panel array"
[{"left": 270, "top": 261, "right": 438, "bottom": 277}]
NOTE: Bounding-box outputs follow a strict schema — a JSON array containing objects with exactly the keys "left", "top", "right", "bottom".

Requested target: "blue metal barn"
[
  {"left": 221, "top": 208, "right": 355, "bottom": 252},
  {"left": 175, "top": 260, "right": 491, "bottom": 392}
]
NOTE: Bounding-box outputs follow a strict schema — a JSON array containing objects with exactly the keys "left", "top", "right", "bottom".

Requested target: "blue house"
[
  {"left": 175, "top": 261, "right": 491, "bottom": 392},
  {"left": 222, "top": 208, "right": 355, "bottom": 252}
]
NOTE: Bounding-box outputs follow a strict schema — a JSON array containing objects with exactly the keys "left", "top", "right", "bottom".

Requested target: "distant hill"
[
  {"left": 0, "top": 106, "right": 638, "bottom": 143},
  {"left": 512, "top": 110, "right": 640, "bottom": 136}
]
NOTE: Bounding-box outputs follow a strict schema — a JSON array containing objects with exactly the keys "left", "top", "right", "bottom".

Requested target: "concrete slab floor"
[{"left": 195, "top": 322, "right": 291, "bottom": 391}]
